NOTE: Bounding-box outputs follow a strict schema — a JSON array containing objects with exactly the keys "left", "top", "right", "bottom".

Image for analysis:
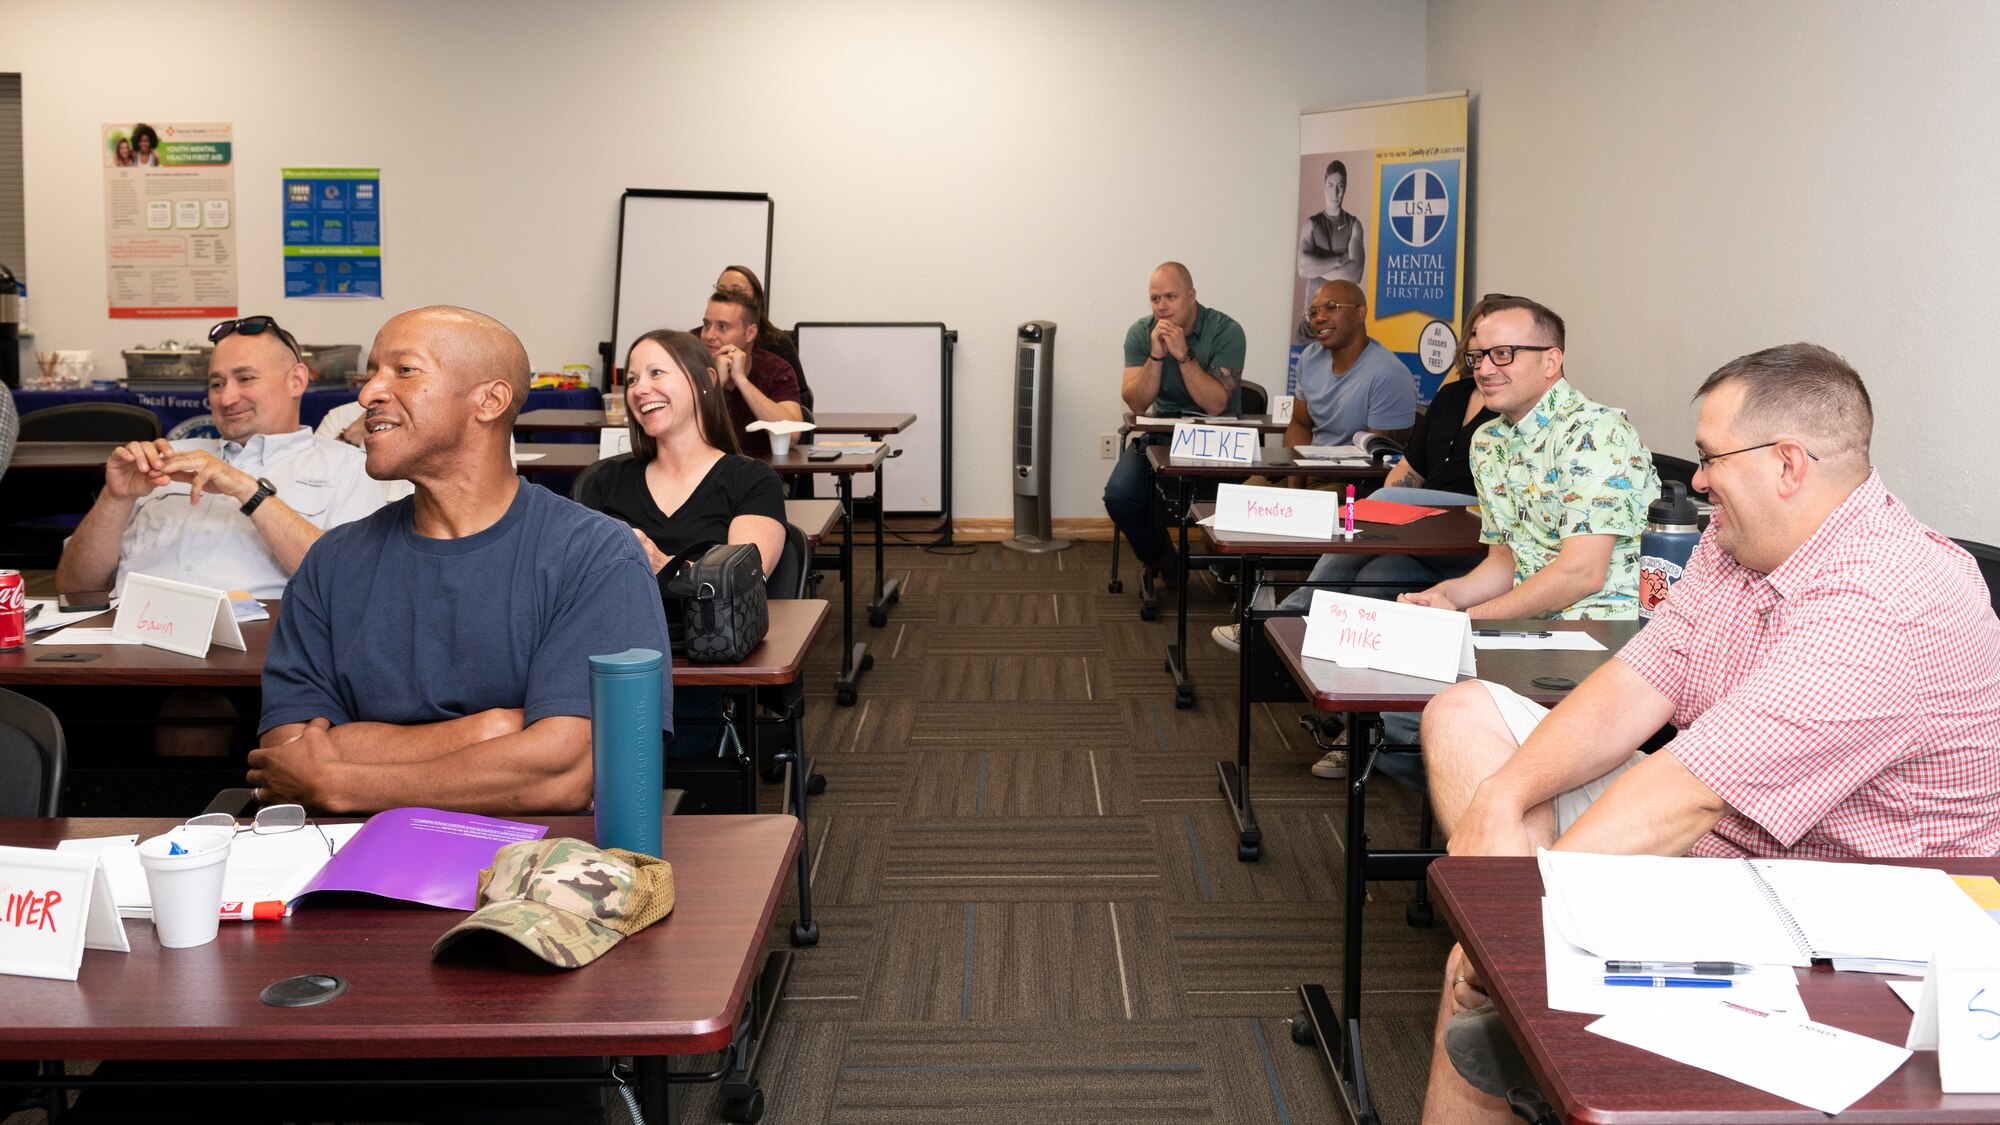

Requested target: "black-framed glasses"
[
  {"left": 187, "top": 803, "right": 333, "bottom": 856},
  {"left": 1308, "top": 301, "right": 1364, "bottom": 317},
  {"left": 208, "top": 315, "right": 304, "bottom": 362},
  {"left": 1463, "top": 344, "right": 1555, "bottom": 368},
  {"left": 1694, "top": 440, "right": 1820, "bottom": 470}
]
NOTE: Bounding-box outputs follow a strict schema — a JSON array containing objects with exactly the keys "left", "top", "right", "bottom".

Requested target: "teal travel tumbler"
[{"left": 589, "top": 647, "right": 663, "bottom": 857}]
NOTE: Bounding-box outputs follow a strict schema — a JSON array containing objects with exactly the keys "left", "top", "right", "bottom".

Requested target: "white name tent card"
[
  {"left": 0, "top": 845, "right": 130, "bottom": 981},
  {"left": 1268, "top": 395, "right": 1295, "bottom": 425},
  {"left": 111, "top": 573, "right": 246, "bottom": 658},
  {"left": 1905, "top": 947, "right": 2000, "bottom": 1091},
  {"left": 1211, "top": 483, "right": 1339, "bottom": 539},
  {"left": 1301, "top": 589, "right": 1475, "bottom": 684},
  {"left": 1169, "top": 421, "right": 1257, "bottom": 464},
  {"left": 597, "top": 427, "right": 632, "bottom": 458}
]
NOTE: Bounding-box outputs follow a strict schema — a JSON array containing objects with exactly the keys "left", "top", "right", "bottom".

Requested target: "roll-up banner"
[{"left": 1291, "top": 93, "right": 1469, "bottom": 404}]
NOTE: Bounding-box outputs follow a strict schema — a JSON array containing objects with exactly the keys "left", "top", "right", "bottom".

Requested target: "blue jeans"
[
  {"left": 1103, "top": 439, "right": 1170, "bottom": 565},
  {"left": 1277, "top": 486, "right": 1484, "bottom": 611}
]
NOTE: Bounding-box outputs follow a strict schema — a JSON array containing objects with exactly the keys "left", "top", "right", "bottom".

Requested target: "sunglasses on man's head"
[{"left": 208, "top": 315, "right": 303, "bottom": 362}]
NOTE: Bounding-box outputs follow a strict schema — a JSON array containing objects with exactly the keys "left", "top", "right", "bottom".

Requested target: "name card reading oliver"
[
  {"left": 1300, "top": 589, "right": 1476, "bottom": 684},
  {"left": 0, "top": 845, "right": 130, "bottom": 981},
  {"left": 1212, "top": 482, "right": 1339, "bottom": 539},
  {"left": 1169, "top": 421, "right": 1257, "bottom": 464}
]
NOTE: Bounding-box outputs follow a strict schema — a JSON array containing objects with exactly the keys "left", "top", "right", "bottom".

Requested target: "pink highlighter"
[{"left": 1345, "top": 485, "right": 1356, "bottom": 534}]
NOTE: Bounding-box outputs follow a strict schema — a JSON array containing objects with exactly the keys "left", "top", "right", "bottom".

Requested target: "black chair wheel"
[
  {"left": 1290, "top": 1013, "right": 1316, "bottom": 1045},
  {"left": 1108, "top": 579, "right": 1123, "bottom": 593},
  {"left": 869, "top": 610, "right": 888, "bottom": 628},
  {"left": 1176, "top": 686, "right": 1195, "bottom": 710},
  {"left": 888, "top": 589, "right": 901, "bottom": 605},
  {"left": 860, "top": 652, "right": 875, "bottom": 671},
  {"left": 791, "top": 920, "right": 820, "bottom": 947},
  {"left": 760, "top": 765, "right": 784, "bottom": 784},
  {"left": 1406, "top": 900, "right": 1434, "bottom": 927},
  {"left": 1237, "top": 842, "right": 1260, "bottom": 862},
  {"left": 836, "top": 686, "right": 857, "bottom": 706},
  {"left": 806, "top": 773, "right": 827, "bottom": 796},
  {"left": 721, "top": 1089, "right": 765, "bottom": 1124},
  {"left": 1140, "top": 606, "right": 1158, "bottom": 622}
]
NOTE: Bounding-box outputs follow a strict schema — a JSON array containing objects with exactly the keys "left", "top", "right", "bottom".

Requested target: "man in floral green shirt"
[{"left": 1401, "top": 297, "right": 1658, "bottom": 620}]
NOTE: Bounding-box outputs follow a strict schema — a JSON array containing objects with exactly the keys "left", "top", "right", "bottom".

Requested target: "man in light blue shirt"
[
  {"left": 1286, "top": 280, "right": 1417, "bottom": 450},
  {"left": 56, "top": 317, "right": 384, "bottom": 600}
]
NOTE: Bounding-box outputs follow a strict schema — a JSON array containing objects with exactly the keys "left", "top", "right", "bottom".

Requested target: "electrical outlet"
[{"left": 1100, "top": 434, "right": 1119, "bottom": 459}]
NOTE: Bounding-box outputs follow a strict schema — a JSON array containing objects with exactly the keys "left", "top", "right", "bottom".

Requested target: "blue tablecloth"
[{"left": 15, "top": 386, "right": 600, "bottom": 436}]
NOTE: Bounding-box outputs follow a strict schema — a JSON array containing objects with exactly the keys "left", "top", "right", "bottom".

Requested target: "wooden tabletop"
[
  {"left": 0, "top": 600, "right": 830, "bottom": 689},
  {"left": 1431, "top": 855, "right": 2000, "bottom": 1123},
  {"left": 517, "top": 410, "right": 917, "bottom": 436},
  {"left": 1124, "top": 411, "right": 1289, "bottom": 435},
  {"left": 1193, "top": 502, "right": 1484, "bottom": 557},
  {"left": 8, "top": 441, "right": 119, "bottom": 473},
  {"left": 785, "top": 499, "right": 843, "bottom": 547},
  {"left": 0, "top": 814, "right": 801, "bottom": 1060},
  {"left": 1144, "top": 443, "right": 1390, "bottom": 480},
  {"left": 1264, "top": 616, "right": 1641, "bottom": 713},
  {"left": 762, "top": 445, "right": 889, "bottom": 475},
  {"left": 511, "top": 444, "right": 603, "bottom": 474}
]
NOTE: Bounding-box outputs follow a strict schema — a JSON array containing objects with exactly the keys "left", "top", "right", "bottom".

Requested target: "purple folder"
[{"left": 293, "top": 807, "right": 549, "bottom": 911}]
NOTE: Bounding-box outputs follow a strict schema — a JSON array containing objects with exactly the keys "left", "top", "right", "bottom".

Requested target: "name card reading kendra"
[
  {"left": 1170, "top": 421, "right": 1257, "bottom": 464},
  {"left": 1301, "top": 589, "right": 1476, "bottom": 684},
  {"left": 111, "top": 573, "right": 248, "bottom": 659},
  {"left": 1212, "top": 482, "right": 1339, "bottom": 538},
  {"left": 0, "top": 845, "right": 130, "bottom": 981}
]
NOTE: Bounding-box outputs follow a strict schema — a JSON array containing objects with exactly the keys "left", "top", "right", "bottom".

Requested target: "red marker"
[{"left": 219, "top": 900, "right": 288, "bottom": 922}]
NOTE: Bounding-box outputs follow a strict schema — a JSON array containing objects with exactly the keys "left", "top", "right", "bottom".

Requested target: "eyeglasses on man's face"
[
  {"left": 1308, "top": 301, "right": 1364, "bottom": 318},
  {"left": 1462, "top": 344, "right": 1555, "bottom": 368},
  {"left": 1694, "top": 440, "right": 1821, "bottom": 470}
]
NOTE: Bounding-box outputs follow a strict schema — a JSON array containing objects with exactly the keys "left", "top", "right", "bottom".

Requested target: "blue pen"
[
  {"left": 1603, "top": 975, "right": 1732, "bottom": 989},
  {"left": 168, "top": 841, "right": 188, "bottom": 856}
]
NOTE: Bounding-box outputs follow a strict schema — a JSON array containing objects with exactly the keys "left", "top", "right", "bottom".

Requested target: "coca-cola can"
[{"left": 0, "top": 570, "right": 23, "bottom": 651}]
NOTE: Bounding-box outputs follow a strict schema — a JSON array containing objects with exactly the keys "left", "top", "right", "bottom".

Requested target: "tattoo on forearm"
[{"left": 1211, "top": 366, "right": 1241, "bottom": 394}]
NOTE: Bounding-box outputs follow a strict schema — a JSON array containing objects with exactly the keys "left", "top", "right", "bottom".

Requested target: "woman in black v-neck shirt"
[{"left": 576, "top": 330, "right": 786, "bottom": 754}]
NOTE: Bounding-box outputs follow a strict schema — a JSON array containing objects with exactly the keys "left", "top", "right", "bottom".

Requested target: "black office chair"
[
  {"left": 1652, "top": 452, "right": 1705, "bottom": 498},
  {"left": 1240, "top": 379, "right": 1269, "bottom": 416},
  {"left": 1952, "top": 538, "right": 2000, "bottom": 616},
  {"left": 19, "top": 402, "right": 161, "bottom": 443},
  {"left": 0, "top": 687, "right": 65, "bottom": 817}
]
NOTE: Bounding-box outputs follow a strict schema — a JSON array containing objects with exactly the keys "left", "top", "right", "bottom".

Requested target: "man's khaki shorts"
[{"left": 1470, "top": 680, "right": 1646, "bottom": 835}]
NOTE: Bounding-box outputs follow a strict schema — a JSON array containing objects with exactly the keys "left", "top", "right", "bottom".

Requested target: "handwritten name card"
[
  {"left": 112, "top": 573, "right": 247, "bottom": 659},
  {"left": 1169, "top": 421, "right": 1257, "bottom": 464},
  {"left": 1906, "top": 946, "right": 2000, "bottom": 1092},
  {"left": 1269, "top": 395, "right": 1295, "bottom": 425},
  {"left": 0, "top": 845, "right": 129, "bottom": 981},
  {"left": 1212, "top": 483, "right": 1339, "bottom": 539},
  {"left": 1300, "top": 589, "right": 1476, "bottom": 684}
]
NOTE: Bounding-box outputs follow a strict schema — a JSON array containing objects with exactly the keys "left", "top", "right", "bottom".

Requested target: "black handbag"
[{"left": 661, "top": 541, "right": 768, "bottom": 663}]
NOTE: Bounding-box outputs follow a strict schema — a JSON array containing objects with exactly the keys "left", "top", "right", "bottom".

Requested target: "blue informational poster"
[{"left": 281, "top": 168, "right": 381, "bottom": 299}]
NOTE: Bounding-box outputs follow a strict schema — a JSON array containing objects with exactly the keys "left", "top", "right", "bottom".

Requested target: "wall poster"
[
  {"left": 283, "top": 168, "right": 382, "bottom": 298},
  {"left": 102, "top": 121, "right": 237, "bottom": 319},
  {"left": 1291, "top": 93, "right": 1469, "bottom": 403}
]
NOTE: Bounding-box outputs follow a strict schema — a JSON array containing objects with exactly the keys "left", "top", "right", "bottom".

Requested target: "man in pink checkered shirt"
[{"left": 1418, "top": 342, "right": 2000, "bottom": 1125}]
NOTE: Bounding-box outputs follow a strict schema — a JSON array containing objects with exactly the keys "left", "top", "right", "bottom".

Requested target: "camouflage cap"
[{"left": 431, "top": 837, "right": 675, "bottom": 969}]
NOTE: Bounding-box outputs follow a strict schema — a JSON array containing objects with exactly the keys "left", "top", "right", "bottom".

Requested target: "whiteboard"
[
  {"left": 611, "top": 190, "right": 771, "bottom": 381},
  {"left": 794, "top": 323, "right": 951, "bottom": 517}
]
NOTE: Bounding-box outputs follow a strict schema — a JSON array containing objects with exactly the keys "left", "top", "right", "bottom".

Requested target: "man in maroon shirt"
[
  {"left": 1415, "top": 342, "right": 2000, "bottom": 1125},
  {"left": 697, "top": 288, "right": 802, "bottom": 455}
]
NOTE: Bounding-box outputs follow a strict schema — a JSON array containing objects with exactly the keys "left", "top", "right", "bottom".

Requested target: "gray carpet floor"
[{"left": 693, "top": 539, "right": 1457, "bottom": 1125}]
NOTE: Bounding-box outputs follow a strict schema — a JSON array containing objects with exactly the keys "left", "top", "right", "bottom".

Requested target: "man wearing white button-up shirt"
[{"left": 56, "top": 317, "right": 385, "bottom": 600}]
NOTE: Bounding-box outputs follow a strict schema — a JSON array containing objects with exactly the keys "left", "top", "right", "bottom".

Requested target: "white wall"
[
  {"left": 1428, "top": 0, "right": 2000, "bottom": 543},
  {"left": 2, "top": 0, "right": 1427, "bottom": 521}
]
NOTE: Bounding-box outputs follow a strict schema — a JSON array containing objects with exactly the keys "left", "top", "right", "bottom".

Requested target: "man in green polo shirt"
[
  {"left": 1103, "top": 261, "right": 1246, "bottom": 582},
  {"left": 1399, "top": 296, "right": 1659, "bottom": 620}
]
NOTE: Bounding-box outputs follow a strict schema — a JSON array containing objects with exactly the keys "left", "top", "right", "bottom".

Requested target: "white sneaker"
[
  {"left": 1311, "top": 750, "right": 1348, "bottom": 779},
  {"left": 1211, "top": 624, "right": 1241, "bottom": 652}
]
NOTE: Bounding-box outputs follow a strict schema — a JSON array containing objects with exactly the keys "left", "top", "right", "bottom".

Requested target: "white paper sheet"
[
  {"left": 1586, "top": 1001, "right": 1912, "bottom": 1115},
  {"left": 1471, "top": 632, "right": 1607, "bottom": 651},
  {"left": 24, "top": 599, "right": 114, "bottom": 635},
  {"left": 1296, "top": 444, "right": 1369, "bottom": 460},
  {"left": 1887, "top": 979, "right": 1925, "bottom": 1010},
  {"left": 1542, "top": 900, "right": 1804, "bottom": 1016},
  {"left": 512, "top": 451, "right": 547, "bottom": 462},
  {"left": 89, "top": 824, "right": 366, "bottom": 918},
  {"left": 33, "top": 628, "right": 143, "bottom": 646}
]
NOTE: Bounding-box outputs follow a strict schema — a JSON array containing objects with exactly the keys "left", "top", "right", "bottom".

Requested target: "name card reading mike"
[
  {"left": 1301, "top": 589, "right": 1476, "bottom": 684},
  {"left": 1212, "top": 482, "right": 1339, "bottom": 539},
  {"left": 1905, "top": 946, "right": 2000, "bottom": 1092},
  {"left": 112, "top": 573, "right": 248, "bottom": 659},
  {"left": 1169, "top": 421, "right": 1257, "bottom": 464},
  {"left": 0, "top": 845, "right": 130, "bottom": 981}
]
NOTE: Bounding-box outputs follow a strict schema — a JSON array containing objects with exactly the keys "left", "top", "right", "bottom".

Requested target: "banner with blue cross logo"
[{"left": 1373, "top": 159, "right": 1460, "bottom": 321}]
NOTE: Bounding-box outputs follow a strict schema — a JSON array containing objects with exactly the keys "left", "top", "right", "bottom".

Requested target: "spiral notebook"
[{"left": 1540, "top": 850, "right": 2000, "bottom": 970}]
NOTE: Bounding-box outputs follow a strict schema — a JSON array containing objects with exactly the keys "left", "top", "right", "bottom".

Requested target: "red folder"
[{"left": 1350, "top": 499, "right": 1445, "bottom": 525}]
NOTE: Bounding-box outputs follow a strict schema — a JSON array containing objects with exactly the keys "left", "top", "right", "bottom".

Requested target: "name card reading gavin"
[
  {"left": 1212, "top": 483, "right": 1339, "bottom": 538},
  {"left": 1300, "top": 589, "right": 1476, "bottom": 684},
  {"left": 0, "top": 845, "right": 130, "bottom": 981},
  {"left": 1169, "top": 421, "right": 1257, "bottom": 464},
  {"left": 1906, "top": 946, "right": 2000, "bottom": 1092},
  {"left": 111, "top": 573, "right": 247, "bottom": 659}
]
